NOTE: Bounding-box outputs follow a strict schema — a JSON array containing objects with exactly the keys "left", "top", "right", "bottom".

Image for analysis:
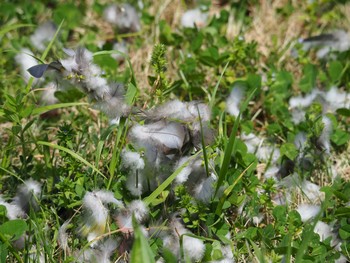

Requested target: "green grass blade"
[
  {"left": 197, "top": 105, "right": 209, "bottom": 177},
  {"left": 215, "top": 161, "right": 255, "bottom": 215},
  {"left": 209, "top": 61, "right": 229, "bottom": 110},
  {"left": 40, "top": 20, "right": 64, "bottom": 61},
  {"left": 249, "top": 239, "right": 267, "bottom": 263},
  {"left": 0, "top": 23, "right": 33, "bottom": 38},
  {"left": 25, "top": 20, "right": 64, "bottom": 94},
  {"left": 32, "top": 102, "right": 88, "bottom": 116},
  {"left": 130, "top": 215, "right": 155, "bottom": 263},
  {"left": 37, "top": 141, "right": 106, "bottom": 179},
  {"left": 143, "top": 151, "right": 202, "bottom": 206},
  {"left": 214, "top": 88, "right": 257, "bottom": 196},
  {"left": 107, "top": 118, "right": 130, "bottom": 189}
]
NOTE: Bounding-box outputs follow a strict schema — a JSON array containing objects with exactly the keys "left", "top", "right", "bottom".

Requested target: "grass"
[{"left": 1, "top": 0, "right": 350, "bottom": 262}]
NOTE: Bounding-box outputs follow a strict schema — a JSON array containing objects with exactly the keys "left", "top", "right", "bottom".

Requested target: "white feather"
[
  {"left": 317, "top": 116, "right": 332, "bottom": 154},
  {"left": 30, "top": 22, "right": 57, "bottom": 51},
  {"left": 121, "top": 149, "right": 145, "bottom": 171},
  {"left": 0, "top": 196, "right": 25, "bottom": 219},
  {"left": 181, "top": 8, "right": 208, "bottom": 28},
  {"left": 226, "top": 85, "right": 245, "bottom": 117},
  {"left": 297, "top": 204, "right": 321, "bottom": 222},
  {"left": 193, "top": 173, "right": 217, "bottom": 203},
  {"left": 13, "top": 179, "right": 42, "bottom": 212},
  {"left": 15, "top": 48, "right": 40, "bottom": 84},
  {"left": 301, "top": 180, "right": 323, "bottom": 202}
]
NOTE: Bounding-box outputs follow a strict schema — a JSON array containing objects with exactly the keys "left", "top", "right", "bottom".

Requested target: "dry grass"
[{"left": 244, "top": 0, "right": 306, "bottom": 66}]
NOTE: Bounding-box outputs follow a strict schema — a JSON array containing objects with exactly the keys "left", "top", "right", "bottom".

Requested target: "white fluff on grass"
[
  {"left": 58, "top": 221, "right": 70, "bottom": 253},
  {"left": 325, "top": 87, "right": 350, "bottom": 112},
  {"left": 28, "top": 247, "right": 45, "bottom": 263},
  {"left": 30, "top": 22, "right": 57, "bottom": 51},
  {"left": 115, "top": 200, "right": 148, "bottom": 233},
  {"left": 279, "top": 172, "right": 301, "bottom": 188},
  {"left": 252, "top": 214, "right": 264, "bottom": 226},
  {"left": 289, "top": 87, "right": 350, "bottom": 124},
  {"left": 289, "top": 89, "right": 320, "bottom": 109},
  {"left": 294, "top": 132, "right": 307, "bottom": 151},
  {"left": 241, "top": 132, "right": 280, "bottom": 163},
  {"left": 15, "top": 48, "right": 40, "bottom": 84},
  {"left": 174, "top": 156, "right": 193, "bottom": 184},
  {"left": 103, "top": 3, "right": 141, "bottom": 33},
  {"left": 301, "top": 30, "right": 350, "bottom": 59},
  {"left": 314, "top": 221, "right": 335, "bottom": 243},
  {"left": 241, "top": 133, "right": 262, "bottom": 153},
  {"left": 96, "top": 238, "right": 118, "bottom": 263},
  {"left": 264, "top": 166, "right": 279, "bottom": 181},
  {"left": 13, "top": 179, "right": 42, "bottom": 212},
  {"left": 129, "top": 121, "right": 188, "bottom": 157},
  {"left": 181, "top": 8, "right": 208, "bottom": 28},
  {"left": 183, "top": 234, "right": 206, "bottom": 262},
  {"left": 289, "top": 89, "right": 321, "bottom": 124},
  {"left": 226, "top": 84, "right": 245, "bottom": 117},
  {"left": 241, "top": 133, "right": 280, "bottom": 164},
  {"left": 317, "top": 116, "right": 333, "bottom": 154},
  {"left": 120, "top": 150, "right": 148, "bottom": 196},
  {"left": 256, "top": 146, "right": 280, "bottom": 164},
  {"left": 94, "top": 84, "right": 131, "bottom": 124},
  {"left": 163, "top": 219, "right": 205, "bottom": 262},
  {"left": 148, "top": 99, "right": 211, "bottom": 122},
  {"left": 121, "top": 149, "right": 145, "bottom": 171},
  {"left": 59, "top": 48, "right": 130, "bottom": 122},
  {"left": 193, "top": 173, "right": 217, "bottom": 203},
  {"left": 60, "top": 48, "right": 109, "bottom": 100},
  {"left": 81, "top": 190, "right": 123, "bottom": 243},
  {"left": 40, "top": 82, "right": 59, "bottom": 105},
  {"left": 296, "top": 204, "right": 321, "bottom": 222},
  {"left": 76, "top": 237, "right": 118, "bottom": 263},
  {"left": 301, "top": 180, "right": 324, "bottom": 202},
  {"left": 0, "top": 196, "right": 25, "bottom": 220},
  {"left": 218, "top": 244, "right": 235, "bottom": 263},
  {"left": 125, "top": 171, "right": 145, "bottom": 196},
  {"left": 111, "top": 41, "right": 128, "bottom": 62},
  {"left": 145, "top": 99, "right": 213, "bottom": 148}
]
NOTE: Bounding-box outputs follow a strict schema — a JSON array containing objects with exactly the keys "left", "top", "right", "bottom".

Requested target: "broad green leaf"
[
  {"left": 280, "top": 143, "right": 298, "bottom": 160},
  {"left": 328, "top": 60, "right": 343, "bottom": 83},
  {"left": 334, "top": 207, "right": 350, "bottom": 218},
  {"left": 0, "top": 219, "right": 27, "bottom": 240},
  {"left": 126, "top": 82, "right": 138, "bottom": 105},
  {"left": 247, "top": 73, "right": 261, "bottom": 90},
  {"left": 130, "top": 216, "right": 155, "bottom": 263},
  {"left": 331, "top": 129, "right": 350, "bottom": 146},
  {"left": 336, "top": 108, "right": 350, "bottom": 117},
  {"left": 339, "top": 223, "right": 350, "bottom": 239},
  {"left": 299, "top": 64, "right": 317, "bottom": 93}
]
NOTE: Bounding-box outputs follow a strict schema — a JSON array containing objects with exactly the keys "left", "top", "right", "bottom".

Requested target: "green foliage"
[{"left": 131, "top": 216, "right": 155, "bottom": 263}]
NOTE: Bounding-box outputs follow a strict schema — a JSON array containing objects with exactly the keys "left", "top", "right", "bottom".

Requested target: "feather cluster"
[
  {"left": 181, "top": 8, "right": 208, "bottom": 28},
  {"left": 80, "top": 190, "right": 123, "bottom": 244},
  {"left": 300, "top": 30, "right": 350, "bottom": 58},
  {"left": 123, "top": 99, "right": 214, "bottom": 196},
  {"left": 161, "top": 218, "right": 206, "bottom": 262},
  {"left": 103, "top": 3, "right": 141, "bottom": 33}
]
